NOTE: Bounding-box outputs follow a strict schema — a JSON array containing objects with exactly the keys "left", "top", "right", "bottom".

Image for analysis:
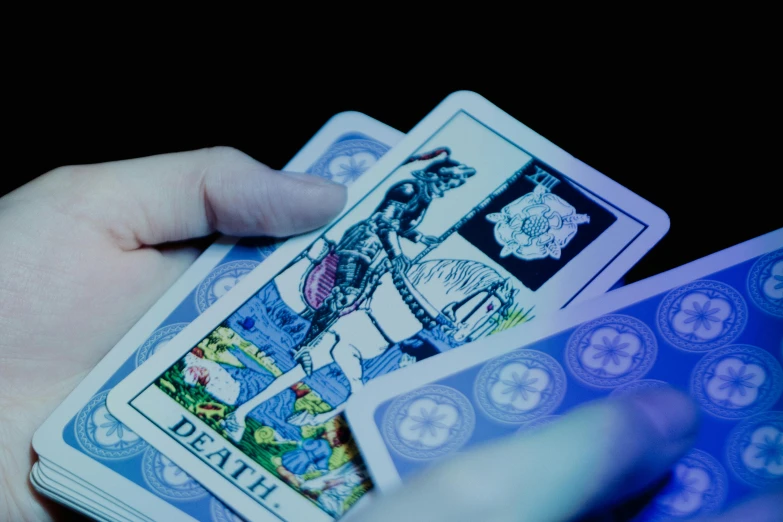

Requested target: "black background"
[
  {"left": 458, "top": 160, "right": 618, "bottom": 292},
  {"left": 5, "top": 43, "right": 781, "bottom": 287}
]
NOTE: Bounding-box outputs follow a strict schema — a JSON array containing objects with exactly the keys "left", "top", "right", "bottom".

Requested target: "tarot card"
[
  {"left": 346, "top": 228, "right": 783, "bottom": 520},
  {"left": 107, "top": 91, "right": 670, "bottom": 522},
  {"left": 31, "top": 111, "right": 403, "bottom": 522}
]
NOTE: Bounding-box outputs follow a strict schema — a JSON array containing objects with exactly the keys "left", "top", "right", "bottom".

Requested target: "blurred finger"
[
  {"left": 348, "top": 388, "right": 699, "bottom": 522},
  {"left": 22, "top": 146, "right": 347, "bottom": 249}
]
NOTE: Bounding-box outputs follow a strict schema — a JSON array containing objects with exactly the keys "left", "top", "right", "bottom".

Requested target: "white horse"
[{"left": 223, "top": 244, "right": 516, "bottom": 442}]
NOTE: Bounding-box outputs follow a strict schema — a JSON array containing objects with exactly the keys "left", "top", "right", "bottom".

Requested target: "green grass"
[
  {"left": 238, "top": 417, "right": 297, "bottom": 473},
  {"left": 155, "top": 361, "right": 236, "bottom": 432}
]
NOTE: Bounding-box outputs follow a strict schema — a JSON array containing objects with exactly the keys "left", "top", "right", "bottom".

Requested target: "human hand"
[
  {"left": 344, "top": 388, "right": 782, "bottom": 522},
  {"left": 0, "top": 147, "right": 347, "bottom": 521},
  {"left": 419, "top": 234, "right": 440, "bottom": 247},
  {"left": 391, "top": 254, "right": 411, "bottom": 273}
]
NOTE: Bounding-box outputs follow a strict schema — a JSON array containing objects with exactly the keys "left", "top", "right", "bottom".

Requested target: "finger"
[
  {"left": 689, "top": 491, "right": 783, "bottom": 522},
  {"left": 30, "top": 146, "right": 347, "bottom": 249},
  {"left": 349, "top": 388, "right": 699, "bottom": 522}
]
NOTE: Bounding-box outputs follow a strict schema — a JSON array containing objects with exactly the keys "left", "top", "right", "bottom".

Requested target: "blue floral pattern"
[
  {"left": 591, "top": 334, "right": 632, "bottom": 366},
  {"left": 195, "top": 260, "right": 259, "bottom": 313},
  {"left": 657, "top": 280, "right": 747, "bottom": 352},
  {"left": 134, "top": 323, "right": 189, "bottom": 367},
  {"left": 747, "top": 249, "right": 783, "bottom": 317},
  {"left": 332, "top": 154, "right": 368, "bottom": 184},
  {"left": 383, "top": 385, "right": 475, "bottom": 460},
  {"left": 408, "top": 406, "right": 450, "bottom": 438},
  {"left": 141, "top": 447, "right": 207, "bottom": 501},
  {"left": 646, "top": 449, "right": 727, "bottom": 519},
  {"left": 753, "top": 431, "right": 783, "bottom": 467},
  {"left": 475, "top": 350, "right": 566, "bottom": 423},
  {"left": 691, "top": 345, "right": 783, "bottom": 419},
  {"left": 682, "top": 300, "right": 723, "bottom": 332},
  {"left": 566, "top": 314, "right": 657, "bottom": 388},
  {"left": 74, "top": 390, "right": 147, "bottom": 460},
  {"left": 717, "top": 365, "right": 758, "bottom": 398},
  {"left": 727, "top": 411, "right": 783, "bottom": 488},
  {"left": 307, "top": 138, "right": 389, "bottom": 184}
]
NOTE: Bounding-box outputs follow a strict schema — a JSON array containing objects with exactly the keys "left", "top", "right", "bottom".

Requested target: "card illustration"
[
  {"left": 463, "top": 160, "right": 616, "bottom": 291},
  {"left": 128, "top": 111, "right": 634, "bottom": 518},
  {"left": 47, "top": 123, "right": 401, "bottom": 522}
]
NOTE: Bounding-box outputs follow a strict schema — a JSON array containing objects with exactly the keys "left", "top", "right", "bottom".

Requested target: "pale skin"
[{"left": 0, "top": 148, "right": 779, "bottom": 521}]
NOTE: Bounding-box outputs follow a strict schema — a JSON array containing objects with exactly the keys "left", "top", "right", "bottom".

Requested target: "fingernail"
[
  {"left": 284, "top": 171, "right": 344, "bottom": 188},
  {"left": 629, "top": 389, "right": 699, "bottom": 442}
]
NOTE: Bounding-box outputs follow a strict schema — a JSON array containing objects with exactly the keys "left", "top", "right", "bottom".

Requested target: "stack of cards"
[
  {"left": 30, "top": 92, "right": 780, "bottom": 522},
  {"left": 30, "top": 112, "right": 404, "bottom": 521}
]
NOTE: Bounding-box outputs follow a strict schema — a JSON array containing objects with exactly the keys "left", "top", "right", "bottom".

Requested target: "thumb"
[
  {"left": 351, "top": 388, "right": 699, "bottom": 522},
  {"left": 34, "top": 146, "right": 348, "bottom": 249}
]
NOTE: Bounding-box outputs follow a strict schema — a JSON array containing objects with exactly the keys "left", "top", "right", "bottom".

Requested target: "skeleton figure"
[
  {"left": 294, "top": 148, "right": 476, "bottom": 374},
  {"left": 220, "top": 149, "right": 478, "bottom": 441}
]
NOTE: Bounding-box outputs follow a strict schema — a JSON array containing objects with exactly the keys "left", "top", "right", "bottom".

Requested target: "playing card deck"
[
  {"left": 28, "top": 91, "right": 779, "bottom": 522},
  {"left": 31, "top": 112, "right": 404, "bottom": 522}
]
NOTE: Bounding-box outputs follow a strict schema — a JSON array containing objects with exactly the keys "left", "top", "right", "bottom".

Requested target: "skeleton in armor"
[{"left": 294, "top": 148, "right": 476, "bottom": 374}]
